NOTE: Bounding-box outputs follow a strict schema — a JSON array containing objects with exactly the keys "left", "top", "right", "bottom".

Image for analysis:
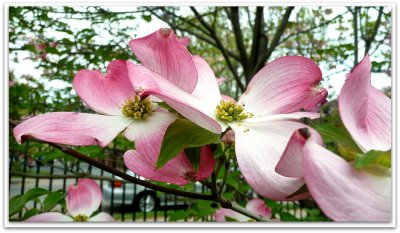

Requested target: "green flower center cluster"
[
  {"left": 73, "top": 214, "right": 89, "bottom": 222},
  {"left": 215, "top": 100, "right": 252, "bottom": 122},
  {"left": 122, "top": 96, "right": 153, "bottom": 119}
]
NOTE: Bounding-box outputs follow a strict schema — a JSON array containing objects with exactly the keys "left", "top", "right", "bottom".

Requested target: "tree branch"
[
  {"left": 364, "top": 6, "right": 384, "bottom": 55},
  {"left": 253, "top": 7, "right": 294, "bottom": 77},
  {"left": 227, "top": 7, "right": 250, "bottom": 76},
  {"left": 353, "top": 7, "right": 360, "bottom": 66},
  {"left": 9, "top": 120, "right": 264, "bottom": 221},
  {"left": 249, "top": 7, "right": 264, "bottom": 74},
  {"left": 190, "top": 6, "right": 245, "bottom": 92}
]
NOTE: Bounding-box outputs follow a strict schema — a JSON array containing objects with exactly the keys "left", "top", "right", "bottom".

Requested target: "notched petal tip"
[{"left": 159, "top": 28, "right": 172, "bottom": 37}]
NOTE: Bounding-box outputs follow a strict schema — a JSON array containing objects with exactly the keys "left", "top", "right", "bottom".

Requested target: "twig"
[{"left": 9, "top": 120, "right": 264, "bottom": 221}]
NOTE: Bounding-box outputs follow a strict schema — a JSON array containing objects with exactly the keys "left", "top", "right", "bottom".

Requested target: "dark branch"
[
  {"left": 227, "top": 7, "right": 250, "bottom": 76},
  {"left": 190, "top": 6, "right": 245, "bottom": 92},
  {"left": 364, "top": 7, "right": 384, "bottom": 55},
  {"left": 253, "top": 7, "right": 294, "bottom": 77}
]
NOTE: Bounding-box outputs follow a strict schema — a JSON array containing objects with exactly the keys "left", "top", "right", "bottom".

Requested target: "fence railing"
[{"left": 9, "top": 148, "right": 310, "bottom": 222}]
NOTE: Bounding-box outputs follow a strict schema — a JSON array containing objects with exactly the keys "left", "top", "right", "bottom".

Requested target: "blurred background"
[{"left": 8, "top": 6, "right": 392, "bottom": 222}]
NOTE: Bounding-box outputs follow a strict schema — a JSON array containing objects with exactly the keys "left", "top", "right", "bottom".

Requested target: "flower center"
[
  {"left": 122, "top": 95, "right": 153, "bottom": 119},
  {"left": 215, "top": 100, "right": 252, "bottom": 122},
  {"left": 73, "top": 214, "right": 89, "bottom": 222}
]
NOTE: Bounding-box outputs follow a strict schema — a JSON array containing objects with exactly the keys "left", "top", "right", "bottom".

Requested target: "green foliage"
[
  {"left": 313, "top": 123, "right": 361, "bottom": 161},
  {"left": 354, "top": 150, "right": 391, "bottom": 169},
  {"left": 167, "top": 199, "right": 218, "bottom": 222},
  {"left": 156, "top": 119, "right": 221, "bottom": 169},
  {"left": 9, "top": 188, "right": 66, "bottom": 220}
]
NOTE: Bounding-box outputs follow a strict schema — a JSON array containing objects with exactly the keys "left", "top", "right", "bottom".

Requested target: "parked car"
[{"left": 102, "top": 170, "right": 205, "bottom": 212}]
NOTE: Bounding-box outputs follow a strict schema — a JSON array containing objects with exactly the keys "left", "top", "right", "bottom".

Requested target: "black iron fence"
[{"left": 9, "top": 141, "right": 310, "bottom": 222}]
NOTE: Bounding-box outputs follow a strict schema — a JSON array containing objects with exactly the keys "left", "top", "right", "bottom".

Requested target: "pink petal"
[
  {"left": 221, "top": 94, "right": 237, "bottom": 103},
  {"left": 238, "top": 56, "right": 327, "bottom": 117},
  {"left": 124, "top": 149, "right": 193, "bottom": 186},
  {"left": 123, "top": 109, "right": 177, "bottom": 142},
  {"left": 216, "top": 77, "right": 227, "bottom": 85},
  {"left": 88, "top": 213, "right": 115, "bottom": 222},
  {"left": 128, "top": 63, "right": 222, "bottom": 134},
  {"left": 190, "top": 55, "right": 222, "bottom": 108},
  {"left": 339, "top": 55, "right": 391, "bottom": 152},
  {"left": 245, "top": 198, "right": 272, "bottom": 219},
  {"left": 178, "top": 37, "right": 191, "bottom": 47},
  {"left": 214, "top": 208, "right": 244, "bottom": 222},
  {"left": 303, "top": 142, "right": 391, "bottom": 221},
  {"left": 25, "top": 212, "right": 72, "bottom": 222},
  {"left": 231, "top": 119, "right": 310, "bottom": 201},
  {"left": 275, "top": 128, "right": 323, "bottom": 178},
  {"left": 243, "top": 112, "right": 320, "bottom": 124},
  {"left": 123, "top": 113, "right": 215, "bottom": 185},
  {"left": 73, "top": 60, "right": 135, "bottom": 115},
  {"left": 13, "top": 112, "right": 132, "bottom": 147},
  {"left": 221, "top": 129, "right": 235, "bottom": 146},
  {"left": 194, "top": 146, "right": 216, "bottom": 181},
  {"left": 214, "top": 199, "right": 271, "bottom": 222},
  {"left": 67, "top": 178, "right": 102, "bottom": 218},
  {"left": 129, "top": 28, "right": 198, "bottom": 93}
]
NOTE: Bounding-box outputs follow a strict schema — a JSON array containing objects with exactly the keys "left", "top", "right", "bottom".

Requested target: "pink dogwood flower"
[
  {"left": 276, "top": 55, "right": 391, "bottom": 221},
  {"left": 14, "top": 29, "right": 198, "bottom": 148},
  {"left": 26, "top": 179, "right": 114, "bottom": 222},
  {"left": 214, "top": 198, "right": 272, "bottom": 222},
  {"left": 128, "top": 46, "right": 327, "bottom": 200},
  {"left": 14, "top": 28, "right": 215, "bottom": 185}
]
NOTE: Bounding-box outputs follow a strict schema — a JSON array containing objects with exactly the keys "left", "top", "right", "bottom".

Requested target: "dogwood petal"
[
  {"left": 13, "top": 112, "right": 133, "bottom": 147},
  {"left": 238, "top": 56, "right": 327, "bottom": 117},
  {"left": 88, "top": 213, "right": 115, "bottom": 222},
  {"left": 195, "top": 146, "right": 216, "bottom": 181},
  {"left": 231, "top": 120, "right": 309, "bottom": 200},
  {"left": 25, "top": 213, "right": 72, "bottom": 222},
  {"left": 303, "top": 142, "right": 391, "bottom": 222},
  {"left": 339, "top": 55, "right": 391, "bottom": 152},
  {"left": 129, "top": 28, "right": 198, "bottom": 93},
  {"left": 124, "top": 149, "right": 193, "bottom": 186},
  {"left": 178, "top": 37, "right": 191, "bottom": 47},
  {"left": 73, "top": 60, "right": 135, "bottom": 115},
  {"left": 214, "top": 208, "right": 246, "bottom": 222},
  {"left": 275, "top": 128, "right": 323, "bottom": 178},
  {"left": 214, "top": 198, "right": 271, "bottom": 222},
  {"left": 123, "top": 111, "right": 214, "bottom": 185},
  {"left": 123, "top": 110, "right": 177, "bottom": 142},
  {"left": 128, "top": 63, "right": 222, "bottom": 134},
  {"left": 67, "top": 179, "right": 102, "bottom": 218},
  {"left": 190, "top": 55, "right": 222, "bottom": 108},
  {"left": 243, "top": 112, "right": 320, "bottom": 124},
  {"left": 245, "top": 198, "right": 272, "bottom": 219}
]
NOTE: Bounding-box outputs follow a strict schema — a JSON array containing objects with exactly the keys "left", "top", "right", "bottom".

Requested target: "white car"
[{"left": 102, "top": 170, "right": 205, "bottom": 212}]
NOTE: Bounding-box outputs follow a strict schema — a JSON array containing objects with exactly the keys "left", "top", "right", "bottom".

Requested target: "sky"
[{"left": 9, "top": 6, "right": 392, "bottom": 101}]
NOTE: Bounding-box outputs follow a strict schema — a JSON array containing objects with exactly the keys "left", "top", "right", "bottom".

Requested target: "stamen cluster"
[
  {"left": 122, "top": 96, "right": 153, "bottom": 119},
  {"left": 215, "top": 100, "right": 252, "bottom": 122},
  {"left": 73, "top": 214, "right": 89, "bottom": 222}
]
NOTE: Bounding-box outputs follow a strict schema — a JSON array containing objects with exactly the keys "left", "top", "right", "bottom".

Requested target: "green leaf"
[
  {"left": 43, "top": 192, "right": 65, "bottom": 212},
  {"left": 279, "top": 212, "right": 299, "bottom": 221},
  {"left": 156, "top": 119, "right": 220, "bottom": 169},
  {"left": 9, "top": 188, "right": 50, "bottom": 217},
  {"left": 184, "top": 147, "right": 201, "bottom": 172},
  {"left": 225, "top": 216, "right": 239, "bottom": 222},
  {"left": 168, "top": 210, "right": 191, "bottom": 221},
  {"left": 354, "top": 150, "right": 391, "bottom": 169},
  {"left": 24, "top": 188, "right": 50, "bottom": 201},
  {"left": 142, "top": 15, "right": 152, "bottom": 22},
  {"left": 22, "top": 208, "right": 39, "bottom": 221},
  {"left": 311, "top": 122, "right": 362, "bottom": 160},
  {"left": 9, "top": 195, "right": 27, "bottom": 217}
]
